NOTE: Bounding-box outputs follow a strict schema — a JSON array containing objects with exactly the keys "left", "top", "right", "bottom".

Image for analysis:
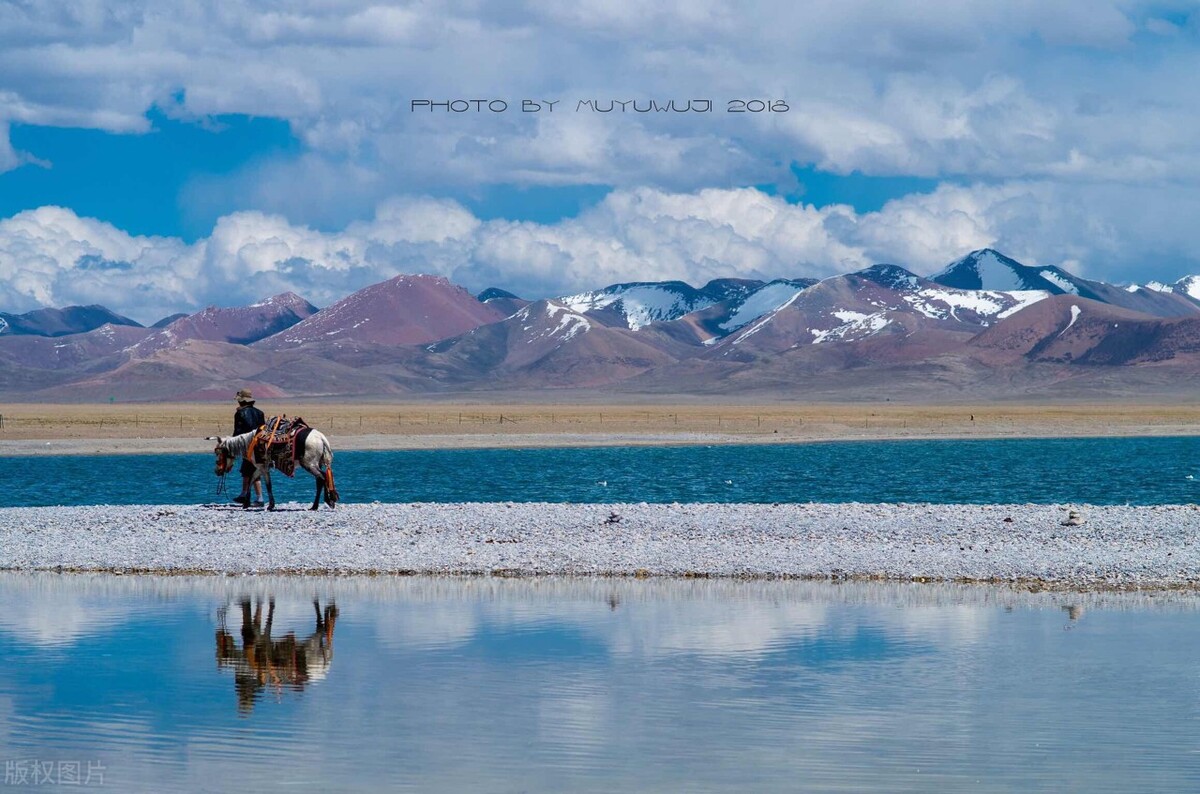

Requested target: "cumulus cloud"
[
  {"left": 8, "top": 179, "right": 1200, "bottom": 322},
  {"left": 0, "top": 0, "right": 1198, "bottom": 219}
]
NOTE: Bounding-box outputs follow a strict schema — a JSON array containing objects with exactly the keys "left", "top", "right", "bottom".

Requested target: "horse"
[
  {"left": 215, "top": 597, "right": 338, "bottom": 714},
  {"left": 208, "top": 427, "right": 339, "bottom": 511}
]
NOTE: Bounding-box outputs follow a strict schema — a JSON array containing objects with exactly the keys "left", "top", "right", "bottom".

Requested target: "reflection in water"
[
  {"left": 215, "top": 598, "right": 338, "bottom": 714},
  {"left": 2, "top": 573, "right": 1200, "bottom": 793}
]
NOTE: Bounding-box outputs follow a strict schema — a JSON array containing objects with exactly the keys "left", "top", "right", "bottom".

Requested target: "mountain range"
[{"left": 7, "top": 249, "right": 1200, "bottom": 401}]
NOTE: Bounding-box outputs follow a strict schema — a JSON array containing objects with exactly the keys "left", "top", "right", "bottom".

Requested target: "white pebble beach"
[{"left": 1, "top": 501, "right": 1198, "bottom": 589}]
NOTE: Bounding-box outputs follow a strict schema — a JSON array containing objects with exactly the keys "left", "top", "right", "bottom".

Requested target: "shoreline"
[
  {"left": 5, "top": 425, "right": 1200, "bottom": 456},
  {"left": 3, "top": 501, "right": 1198, "bottom": 591}
]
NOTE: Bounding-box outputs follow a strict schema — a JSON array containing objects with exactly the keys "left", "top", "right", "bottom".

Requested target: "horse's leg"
[
  {"left": 263, "top": 467, "right": 276, "bottom": 511},
  {"left": 312, "top": 471, "right": 325, "bottom": 510},
  {"left": 240, "top": 599, "right": 255, "bottom": 645},
  {"left": 299, "top": 459, "right": 324, "bottom": 510}
]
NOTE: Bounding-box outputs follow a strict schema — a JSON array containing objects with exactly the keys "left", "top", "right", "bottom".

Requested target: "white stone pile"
[{"left": 1, "top": 501, "right": 1198, "bottom": 588}]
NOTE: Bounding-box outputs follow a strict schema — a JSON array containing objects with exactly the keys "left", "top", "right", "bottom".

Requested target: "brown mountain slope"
[
  {"left": 969, "top": 294, "right": 1200, "bottom": 365},
  {"left": 258, "top": 274, "right": 505, "bottom": 349}
]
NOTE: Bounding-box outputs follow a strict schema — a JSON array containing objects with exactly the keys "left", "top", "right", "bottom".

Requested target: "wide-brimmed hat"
[{"left": 236, "top": 388, "right": 254, "bottom": 404}]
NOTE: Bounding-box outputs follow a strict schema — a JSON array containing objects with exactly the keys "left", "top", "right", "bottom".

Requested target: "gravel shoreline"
[{"left": 2, "top": 501, "right": 1199, "bottom": 589}]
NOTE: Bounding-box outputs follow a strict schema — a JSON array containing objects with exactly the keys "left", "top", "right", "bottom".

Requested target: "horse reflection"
[{"left": 215, "top": 597, "right": 338, "bottom": 714}]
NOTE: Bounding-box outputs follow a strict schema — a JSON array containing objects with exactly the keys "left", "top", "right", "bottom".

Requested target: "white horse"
[{"left": 208, "top": 428, "right": 339, "bottom": 511}]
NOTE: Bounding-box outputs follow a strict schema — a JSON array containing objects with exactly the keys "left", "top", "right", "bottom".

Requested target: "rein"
[{"left": 215, "top": 446, "right": 234, "bottom": 495}]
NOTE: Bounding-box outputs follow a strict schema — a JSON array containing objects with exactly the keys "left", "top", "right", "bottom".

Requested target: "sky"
[{"left": 1, "top": 1, "right": 1199, "bottom": 323}]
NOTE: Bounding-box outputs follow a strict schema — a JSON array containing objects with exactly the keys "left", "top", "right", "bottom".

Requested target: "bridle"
[{"left": 214, "top": 443, "right": 235, "bottom": 494}]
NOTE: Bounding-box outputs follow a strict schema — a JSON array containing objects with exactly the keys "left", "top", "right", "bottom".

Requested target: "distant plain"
[{"left": 2, "top": 401, "right": 1200, "bottom": 455}]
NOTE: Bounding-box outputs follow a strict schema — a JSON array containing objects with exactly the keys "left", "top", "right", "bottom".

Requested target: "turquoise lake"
[
  {"left": 1, "top": 574, "right": 1198, "bottom": 793},
  {"left": 3, "top": 436, "right": 1200, "bottom": 507}
]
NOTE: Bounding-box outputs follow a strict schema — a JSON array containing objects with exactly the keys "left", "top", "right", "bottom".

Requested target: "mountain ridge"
[{"left": 8, "top": 250, "right": 1200, "bottom": 400}]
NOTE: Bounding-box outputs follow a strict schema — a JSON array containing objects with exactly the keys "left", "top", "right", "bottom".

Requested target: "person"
[{"left": 232, "top": 388, "right": 266, "bottom": 507}]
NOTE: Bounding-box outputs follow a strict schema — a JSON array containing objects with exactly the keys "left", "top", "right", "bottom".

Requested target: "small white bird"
[
  {"left": 596, "top": 480, "right": 607, "bottom": 486},
  {"left": 724, "top": 480, "right": 733, "bottom": 485}
]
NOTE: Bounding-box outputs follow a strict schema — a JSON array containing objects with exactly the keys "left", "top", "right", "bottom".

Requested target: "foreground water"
[
  {"left": 0, "top": 574, "right": 1198, "bottom": 792},
  {"left": 5, "top": 436, "right": 1200, "bottom": 507}
]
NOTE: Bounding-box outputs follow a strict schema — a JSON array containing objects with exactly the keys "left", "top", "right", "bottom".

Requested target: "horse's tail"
[
  {"left": 320, "top": 434, "right": 338, "bottom": 503},
  {"left": 319, "top": 434, "right": 333, "bottom": 470}
]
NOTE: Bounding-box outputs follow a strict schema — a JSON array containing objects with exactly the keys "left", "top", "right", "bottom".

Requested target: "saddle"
[{"left": 246, "top": 415, "right": 311, "bottom": 477}]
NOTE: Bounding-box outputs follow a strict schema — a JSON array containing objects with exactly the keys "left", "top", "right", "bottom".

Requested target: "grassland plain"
[{"left": 1, "top": 401, "right": 1200, "bottom": 455}]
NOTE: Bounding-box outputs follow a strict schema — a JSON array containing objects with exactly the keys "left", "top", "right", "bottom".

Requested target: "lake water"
[
  {"left": 4, "top": 436, "right": 1200, "bottom": 507},
  {"left": 1, "top": 573, "right": 1198, "bottom": 792}
]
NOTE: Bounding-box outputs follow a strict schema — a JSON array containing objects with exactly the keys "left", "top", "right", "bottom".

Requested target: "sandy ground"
[{"left": 2, "top": 401, "right": 1200, "bottom": 455}]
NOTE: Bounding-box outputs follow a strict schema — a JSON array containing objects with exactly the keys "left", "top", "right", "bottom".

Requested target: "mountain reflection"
[{"left": 215, "top": 597, "right": 338, "bottom": 714}]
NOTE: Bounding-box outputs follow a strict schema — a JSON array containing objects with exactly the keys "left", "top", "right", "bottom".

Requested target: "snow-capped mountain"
[
  {"left": 558, "top": 281, "right": 720, "bottom": 330},
  {"left": 715, "top": 264, "right": 1050, "bottom": 357},
  {"left": 932, "top": 249, "right": 1081, "bottom": 293},
  {"left": 716, "top": 279, "right": 814, "bottom": 334},
  {"left": 557, "top": 277, "right": 793, "bottom": 332},
  {"left": 936, "top": 249, "right": 1200, "bottom": 318},
  {"left": 11, "top": 249, "right": 1200, "bottom": 399}
]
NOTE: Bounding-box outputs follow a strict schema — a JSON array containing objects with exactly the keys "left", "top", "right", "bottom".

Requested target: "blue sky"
[
  {"left": 0, "top": 1, "right": 1199, "bottom": 321},
  {"left": 0, "top": 118, "right": 939, "bottom": 242}
]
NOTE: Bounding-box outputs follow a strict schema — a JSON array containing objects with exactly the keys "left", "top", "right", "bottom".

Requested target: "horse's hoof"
[
  {"left": 309, "top": 506, "right": 319, "bottom": 511},
  {"left": 267, "top": 505, "right": 276, "bottom": 512},
  {"left": 232, "top": 495, "right": 250, "bottom": 507}
]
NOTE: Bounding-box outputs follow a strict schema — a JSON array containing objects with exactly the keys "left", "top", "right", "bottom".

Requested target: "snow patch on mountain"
[
  {"left": 719, "top": 282, "right": 807, "bottom": 332},
  {"left": 901, "top": 288, "right": 1002, "bottom": 320},
  {"left": 969, "top": 252, "right": 1025, "bottom": 290},
  {"left": 1040, "top": 270, "right": 1078, "bottom": 295},
  {"left": 934, "top": 250, "right": 1026, "bottom": 291},
  {"left": 1059, "top": 305, "right": 1082, "bottom": 336},
  {"left": 544, "top": 303, "right": 591, "bottom": 342},
  {"left": 995, "top": 290, "right": 1051, "bottom": 319},
  {"left": 811, "top": 312, "right": 891, "bottom": 344},
  {"left": 898, "top": 286, "right": 1048, "bottom": 323},
  {"left": 1176, "top": 276, "right": 1200, "bottom": 302},
  {"left": 728, "top": 290, "right": 807, "bottom": 346},
  {"left": 560, "top": 285, "right": 714, "bottom": 330},
  {"left": 515, "top": 302, "right": 592, "bottom": 343}
]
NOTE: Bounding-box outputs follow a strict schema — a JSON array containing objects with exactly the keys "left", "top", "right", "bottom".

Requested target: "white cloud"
[
  {"left": 0, "top": 0, "right": 1197, "bottom": 216},
  {"left": 0, "top": 122, "right": 19, "bottom": 173},
  {"left": 8, "top": 178, "right": 1200, "bottom": 322}
]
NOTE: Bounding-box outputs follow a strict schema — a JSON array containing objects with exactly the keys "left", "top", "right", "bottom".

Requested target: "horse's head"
[{"left": 206, "top": 436, "right": 235, "bottom": 476}]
